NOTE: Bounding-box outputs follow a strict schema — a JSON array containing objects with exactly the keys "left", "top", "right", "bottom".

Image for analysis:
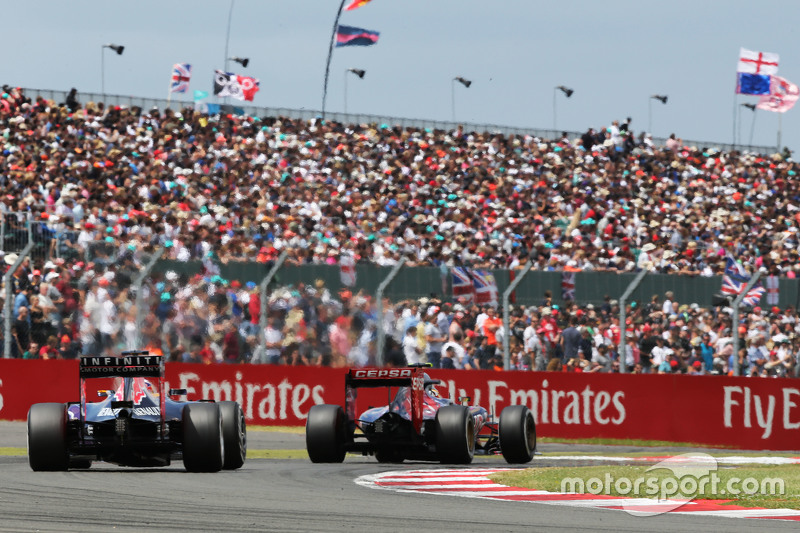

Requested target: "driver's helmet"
[{"left": 423, "top": 372, "right": 441, "bottom": 398}]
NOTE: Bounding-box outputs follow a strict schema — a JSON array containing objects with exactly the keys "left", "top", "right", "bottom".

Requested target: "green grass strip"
[
  {"left": 0, "top": 447, "right": 26, "bottom": 456},
  {"left": 247, "top": 449, "right": 308, "bottom": 459},
  {"left": 248, "top": 425, "right": 305, "bottom": 434}
]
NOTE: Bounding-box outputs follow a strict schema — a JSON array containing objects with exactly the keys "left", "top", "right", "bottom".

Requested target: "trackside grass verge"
[
  {"left": 248, "top": 425, "right": 305, "bottom": 434},
  {"left": 247, "top": 449, "right": 308, "bottom": 459},
  {"left": 0, "top": 447, "right": 25, "bottom": 456},
  {"left": 489, "top": 466, "right": 800, "bottom": 510}
]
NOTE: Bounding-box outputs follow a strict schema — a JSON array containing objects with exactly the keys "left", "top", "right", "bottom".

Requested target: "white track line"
[{"left": 355, "top": 468, "right": 800, "bottom": 521}]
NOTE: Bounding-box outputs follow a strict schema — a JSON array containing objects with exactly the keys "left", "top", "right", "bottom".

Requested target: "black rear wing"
[
  {"left": 345, "top": 367, "right": 425, "bottom": 434},
  {"left": 79, "top": 352, "right": 163, "bottom": 378}
]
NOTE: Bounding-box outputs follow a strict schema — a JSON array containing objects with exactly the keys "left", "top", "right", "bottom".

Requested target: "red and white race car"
[{"left": 306, "top": 366, "right": 536, "bottom": 464}]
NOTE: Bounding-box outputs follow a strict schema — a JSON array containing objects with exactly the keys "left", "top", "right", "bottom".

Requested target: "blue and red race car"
[
  {"left": 306, "top": 366, "right": 536, "bottom": 464},
  {"left": 27, "top": 351, "right": 246, "bottom": 472}
]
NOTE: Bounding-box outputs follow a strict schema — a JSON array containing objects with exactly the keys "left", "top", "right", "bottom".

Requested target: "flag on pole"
[
  {"left": 757, "top": 75, "right": 800, "bottom": 113},
  {"left": 170, "top": 63, "right": 192, "bottom": 93},
  {"left": 193, "top": 90, "right": 209, "bottom": 101},
  {"left": 336, "top": 25, "right": 380, "bottom": 47},
  {"left": 721, "top": 257, "right": 765, "bottom": 307},
  {"left": 213, "top": 70, "right": 260, "bottom": 101},
  {"left": 344, "top": 0, "right": 374, "bottom": 10},
  {"left": 736, "top": 48, "right": 778, "bottom": 95},
  {"left": 737, "top": 73, "right": 771, "bottom": 95},
  {"left": 737, "top": 48, "right": 779, "bottom": 75}
]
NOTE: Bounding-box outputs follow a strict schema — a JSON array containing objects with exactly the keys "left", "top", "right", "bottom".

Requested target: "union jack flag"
[
  {"left": 451, "top": 267, "right": 475, "bottom": 303},
  {"left": 721, "top": 257, "right": 765, "bottom": 307},
  {"left": 472, "top": 269, "right": 498, "bottom": 306},
  {"left": 170, "top": 63, "right": 192, "bottom": 94}
]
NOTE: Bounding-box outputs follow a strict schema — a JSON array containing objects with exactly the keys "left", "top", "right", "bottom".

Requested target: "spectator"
[
  {"left": 402, "top": 326, "right": 420, "bottom": 365},
  {"left": 424, "top": 307, "right": 446, "bottom": 368}
]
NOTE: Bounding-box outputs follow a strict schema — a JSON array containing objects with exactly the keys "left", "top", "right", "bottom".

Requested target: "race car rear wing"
[
  {"left": 79, "top": 352, "right": 163, "bottom": 378},
  {"left": 345, "top": 367, "right": 425, "bottom": 434},
  {"left": 345, "top": 367, "right": 421, "bottom": 388}
]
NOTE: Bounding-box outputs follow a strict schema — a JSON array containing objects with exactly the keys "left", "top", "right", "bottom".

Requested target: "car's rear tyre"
[
  {"left": 375, "top": 449, "right": 404, "bottom": 463},
  {"left": 182, "top": 403, "right": 224, "bottom": 472},
  {"left": 499, "top": 405, "right": 536, "bottom": 464},
  {"left": 219, "top": 401, "right": 246, "bottom": 470},
  {"left": 28, "top": 403, "right": 69, "bottom": 471},
  {"left": 436, "top": 405, "right": 475, "bottom": 464},
  {"left": 306, "top": 405, "right": 346, "bottom": 463}
]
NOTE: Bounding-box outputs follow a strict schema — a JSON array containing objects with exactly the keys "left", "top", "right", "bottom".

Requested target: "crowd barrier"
[
  {"left": 1, "top": 360, "right": 798, "bottom": 450},
  {"left": 23, "top": 87, "right": 775, "bottom": 154}
]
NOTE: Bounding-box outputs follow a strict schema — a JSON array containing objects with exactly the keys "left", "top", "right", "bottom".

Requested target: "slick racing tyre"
[
  {"left": 219, "top": 401, "right": 247, "bottom": 470},
  {"left": 499, "top": 405, "right": 536, "bottom": 464},
  {"left": 306, "top": 405, "right": 347, "bottom": 463},
  {"left": 182, "top": 403, "right": 224, "bottom": 472},
  {"left": 28, "top": 403, "right": 69, "bottom": 471},
  {"left": 436, "top": 405, "right": 475, "bottom": 464}
]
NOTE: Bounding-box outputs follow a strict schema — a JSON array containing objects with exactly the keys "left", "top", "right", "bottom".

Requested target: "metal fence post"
[
  {"left": 618, "top": 269, "right": 648, "bottom": 374},
  {"left": 131, "top": 248, "right": 166, "bottom": 350},
  {"left": 259, "top": 250, "right": 289, "bottom": 355},
  {"left": 502, "top": 261, "right": 533, "bottom": 370},
  {"left": 3, "top": 241, "right": 34, "bottom": 358},
  {"left": 375, "top": 256, "right": 408, "bottom": 367},
  {"left": 732, "top": 271, "right": 762, "bottom": 376}
]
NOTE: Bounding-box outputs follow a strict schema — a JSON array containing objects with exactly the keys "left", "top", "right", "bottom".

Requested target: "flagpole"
[
  {"left": 322, "top": 0, "right": 347, "bottom": 119},
  {"left": 777, "top": 112, "right": 782, "bottom": 154},
  {"left": 732, "top": 91, "right": 738, "bottom": 149},
  {"left": 223, "top": 0, "right": 235, "bottom": 105},
  {"left": 749, "top": 108, "right": 756, "bottom": 146},
  {"left": 167, "top": 71, "right": 173, "bottom": 107}
]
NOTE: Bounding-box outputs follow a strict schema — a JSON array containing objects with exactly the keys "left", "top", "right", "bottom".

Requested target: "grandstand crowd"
[{"left": 0, "top": 86, "right": 798, "bottom": 377}]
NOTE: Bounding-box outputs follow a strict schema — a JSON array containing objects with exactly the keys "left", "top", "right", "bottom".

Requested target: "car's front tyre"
[
  {"left": 219, "top": 401, "right": 246, "bottom": 470},
  {"left": 436, "top": 405, "right": 475, "bottom": 464},
  {"left": 499, "top": 405, "right": 536, "bottom": 464},
  {"left": 182, "top": 403, "right": 224, "bottom": 472}
]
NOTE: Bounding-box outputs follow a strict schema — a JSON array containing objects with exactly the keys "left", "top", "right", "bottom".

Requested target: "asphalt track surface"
[{"left": 0, "top": 421, "right": 795, "bottom": 532}]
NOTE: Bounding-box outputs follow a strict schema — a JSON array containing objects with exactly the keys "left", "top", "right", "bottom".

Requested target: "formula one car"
[
  {"left": 306, "top": 366, "right": 536, "bottom": 464},
  {"left": 27, "top": 351, "right": 246, "bottom": 472}
]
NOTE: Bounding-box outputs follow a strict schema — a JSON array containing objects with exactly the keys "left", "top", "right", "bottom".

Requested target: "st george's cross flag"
[
  {"left": 738, "top": 48, "right": 779, "bottom": 75},
  {"left": 737, "top": 48, "right": 779, "bottom": 95}
]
